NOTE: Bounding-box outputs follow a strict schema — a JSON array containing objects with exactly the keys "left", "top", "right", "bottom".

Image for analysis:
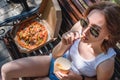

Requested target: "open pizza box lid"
[{"left": 10, "top": 0, "right": 62, "bottom": 53}]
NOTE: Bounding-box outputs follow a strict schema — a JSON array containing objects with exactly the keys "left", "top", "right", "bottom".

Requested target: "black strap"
[{"left": 81, "top": 75, "right": 85, "bottom": 80}]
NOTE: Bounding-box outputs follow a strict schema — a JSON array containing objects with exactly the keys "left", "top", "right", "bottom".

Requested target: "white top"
[{"left": 65, "top": 39, "right": 116, "bottom": 77}]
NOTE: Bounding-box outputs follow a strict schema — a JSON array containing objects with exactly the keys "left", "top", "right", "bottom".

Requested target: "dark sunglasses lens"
[
  {"left": 80, "top": 19, "right": 88, "bottom": 28},
  {"left": 90, "top": 27, "right": 99, "bottom": 37}
]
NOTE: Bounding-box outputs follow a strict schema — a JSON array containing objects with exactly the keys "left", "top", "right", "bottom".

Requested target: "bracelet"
[{"left": 81, "top": 75, "right": 85, "bottom": 80}]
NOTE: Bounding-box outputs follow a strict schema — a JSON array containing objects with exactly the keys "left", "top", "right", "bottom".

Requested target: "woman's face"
[{"left": 81, "top": 10, "right": 109, "bottom": 44}]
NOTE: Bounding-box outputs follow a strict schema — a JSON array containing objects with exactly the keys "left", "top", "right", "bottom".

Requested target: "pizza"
[{"left": 15, "top": 21, "right": 48, "bottom": 50}]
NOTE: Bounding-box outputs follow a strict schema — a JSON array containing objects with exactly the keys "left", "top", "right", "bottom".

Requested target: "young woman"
[{"left": 1, "top": 1, "right": 120, "bottom": 80}]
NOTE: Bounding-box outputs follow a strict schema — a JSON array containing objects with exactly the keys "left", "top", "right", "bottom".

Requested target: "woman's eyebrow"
[
  {"left": 86, "top": 17, "right": 102, "bottom": 30},
  {"left": 85, "top": 17, "right": 102, "bottom": 29}
]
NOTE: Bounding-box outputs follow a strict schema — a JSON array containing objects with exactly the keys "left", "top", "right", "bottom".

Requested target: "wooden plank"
[
  {"left": 67, "top": 0, "right": 83, "bottom": 20},
  {"left": 71, "top": 0, "right": 86, "bottom": 13},
  {"left": 58, "top": 0, "right": 77, "bottom": 24}
]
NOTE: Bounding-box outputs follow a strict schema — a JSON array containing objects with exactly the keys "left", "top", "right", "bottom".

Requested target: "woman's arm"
[
  {"left": 96, "top": 57, "right": 115, "bottom": 80},
  {"left": 52, "top": 41, "right": 71, "bottom": 58},
  {"left": 52, "top": 21, "right": 82, "bottom": 58}
]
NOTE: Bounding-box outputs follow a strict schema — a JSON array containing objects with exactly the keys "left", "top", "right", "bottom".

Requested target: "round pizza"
[{"left": 15, "top": 21, "right": 48, "bottom": 50}]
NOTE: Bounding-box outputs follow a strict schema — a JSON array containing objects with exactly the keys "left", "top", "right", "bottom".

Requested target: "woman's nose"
[{"left": 82, "top": 26, "right": 90, "bottom": 36}]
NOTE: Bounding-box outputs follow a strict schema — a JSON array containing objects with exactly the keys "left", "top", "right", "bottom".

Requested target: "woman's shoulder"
[
  {"left": 95, "top": 48, "right": 116, "bottom": 79},
  {"left": 96, "top": 56, "right": 115, "bottom": 79},
  {"left": 97, "top": 55, "right": 115, "bottom": 69},
  {"left": 94, "top": 48, "right": 116, "bottom": 68}
]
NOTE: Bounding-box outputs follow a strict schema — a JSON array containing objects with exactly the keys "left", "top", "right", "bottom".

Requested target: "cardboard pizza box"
[
  {"left": 39, "top": 0, "right": 62, "bottom": 38},
  {"left": 10, "top": 0, "right": 62, "bottom": 53}
]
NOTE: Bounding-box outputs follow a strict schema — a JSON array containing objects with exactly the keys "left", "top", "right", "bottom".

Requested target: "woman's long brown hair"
[{"left": 84, "top": 1, "right": 120, "bottom": 52}]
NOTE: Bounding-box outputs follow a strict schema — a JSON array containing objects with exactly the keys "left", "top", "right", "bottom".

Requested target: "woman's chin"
[{"left": 81, "top": 37, "right": 89, "bottom": 42}]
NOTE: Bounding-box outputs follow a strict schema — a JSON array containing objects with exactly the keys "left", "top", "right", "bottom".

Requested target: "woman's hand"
[
  {"left": 54, "top": 70, "right": 83, "bottom": 80},
  {"left": 61, "top": 31, "right": 80, "bottom": 45},
  {"left": 52, "top": 31, "right": 80, "bottom": 58}
]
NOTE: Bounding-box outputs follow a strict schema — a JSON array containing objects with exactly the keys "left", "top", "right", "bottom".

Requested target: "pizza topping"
[{"left": 16, "top": 21, "right": 48, "bottom": 50}]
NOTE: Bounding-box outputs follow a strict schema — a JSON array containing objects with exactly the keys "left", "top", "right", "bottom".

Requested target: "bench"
[{"left": 2, "top": 0, "right": 119, "bottom": 80}]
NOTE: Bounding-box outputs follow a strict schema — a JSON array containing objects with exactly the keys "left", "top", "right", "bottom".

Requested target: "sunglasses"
[{"left": 80, "top": 18, "right": 101, "bottom": 38}]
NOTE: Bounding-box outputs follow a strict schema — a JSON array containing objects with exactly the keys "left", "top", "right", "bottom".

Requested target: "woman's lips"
[{"left": 81, "top": 35, "right": 88, "bottom": 40}]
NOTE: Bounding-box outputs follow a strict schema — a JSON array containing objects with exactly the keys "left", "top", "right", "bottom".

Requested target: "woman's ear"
[{"left": 104, "top": 34, "right": 110, "bottom": 41}]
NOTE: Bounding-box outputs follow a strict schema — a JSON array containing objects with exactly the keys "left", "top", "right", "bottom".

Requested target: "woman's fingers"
[
  {"left": 54, "top": 71, "right": 68, "bottom": 80},
  {"left": 55, "top": 71, "right": 62, "bottom": 79},
  {"left": 62, "top": 31, "right": 80, "bottom": 45},
  {"left": 74, "top": 31, "right": 80, "bottom": 39}
]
